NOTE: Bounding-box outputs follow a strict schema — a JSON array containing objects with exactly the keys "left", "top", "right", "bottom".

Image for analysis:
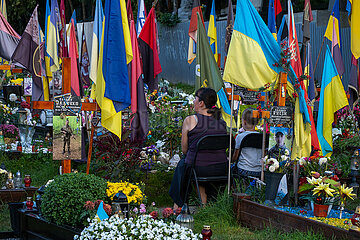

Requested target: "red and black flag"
[
  {"left": 275, "top": 0, "right": 288, "bottom": 42},
  {"left": 138, "top": 7, "right": 162, "bottom": 92},
  {"left": 127, "top": 0, "right": 148, "bottom": 141},
  {"left": 0, "top": 10, "right": 20, "bottom": 61},
  {"left": 187, "top": 0, "right": 204, "bottom": 63},
  {"left": 80, "top": 27, "right": 90, "bottom": 94},
  {"left": 11, "top": 5, "right": 43, "bottom": 101}
]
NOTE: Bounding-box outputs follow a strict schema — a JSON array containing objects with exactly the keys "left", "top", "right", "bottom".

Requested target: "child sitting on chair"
[{"left": 232, "top": 108, "right": 262, "bottom": 178}]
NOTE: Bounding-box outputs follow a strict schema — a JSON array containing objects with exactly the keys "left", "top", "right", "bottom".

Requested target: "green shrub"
[{"left": 41, "top": 173, "right": 107, "bottom": 227}]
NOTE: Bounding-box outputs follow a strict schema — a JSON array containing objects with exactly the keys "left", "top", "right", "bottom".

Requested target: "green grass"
[
  {"left": 0, "top": 204, "right": 11, "bottom": 232},
  {"left": 193, "top": 190, "right": 328, "bottom": 240}
]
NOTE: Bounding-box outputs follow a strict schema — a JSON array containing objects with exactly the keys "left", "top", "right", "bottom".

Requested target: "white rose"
[
  {"left": 9, "top": 93, "right": 17, "bottom": 102},
  {"left": 284, "top": 149, "right": 290, "bottom": 156},
  {"left": 269, "top": 158, "right": 277, "bottom": 164},
  {"left": 273, "top": 161, "right": 279, "bottom": 169},
  {"left": 299, "top": 157, "right": 306, "bottom": 166},
  {"left": 269, "top": 165, "right": 276, "bottom": 172},
  {"left": 319, "top": 157, "right": 327, "bottom": 165}
]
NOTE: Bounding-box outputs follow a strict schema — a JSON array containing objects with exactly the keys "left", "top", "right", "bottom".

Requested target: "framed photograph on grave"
[
  {"left": 268, "top": 127, "right": 293, "bottom": 159},
  {"left": 53, "top": 94, "right": 82, "bottom": 160},
  {"left": 23, "top": 77, "right": 32, "bottom": 96}
]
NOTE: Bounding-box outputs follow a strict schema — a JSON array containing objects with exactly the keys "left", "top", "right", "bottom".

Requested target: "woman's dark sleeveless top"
[{"left": 184, "top": 114, "right": 227, "bottom": 167}]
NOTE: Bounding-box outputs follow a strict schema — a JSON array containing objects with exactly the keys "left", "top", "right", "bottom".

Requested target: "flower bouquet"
[
  {"left": 106, "top": 181, "right": 146, "bottom": 205},
  {"left": 75, "top": 215, "right": 201, "bottom": 240},
  {"left": 264, "top": 149, "right": 291, "bottom": 173},
  {"left": 0, "top": 124, "right": 19, "bottom": 144},
  {"left": 0, "top": 168, "right": 8, "bottom": 188},
  {"left": 298, "top": 156, "right": 332, "bottom": 177}
]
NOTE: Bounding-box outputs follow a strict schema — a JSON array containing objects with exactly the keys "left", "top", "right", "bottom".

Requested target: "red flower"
[
  {"left": 149, "top": 211, "right": 159, "bottom": 219},
  {"left": 331, "top": 175, "right": 339, "bottom": 181},
  {"left": 281, "top": 58, "right": 287, "bottom": 64},
  {"left": 162, "top": 208, "right": 173, "bottom": 218},
  {"left": 103, "top": 203, "right": 112, "bottom": 215},
  {"left": 292, "top": 92, "right": 298, "bottom": 98},
  {"left": 84, "top": 201, "right": 95, "bottom": 210}
]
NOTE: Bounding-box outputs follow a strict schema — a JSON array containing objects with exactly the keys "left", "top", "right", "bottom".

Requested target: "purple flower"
[
  {"left": 133, "top": 207, "right": 138, "bottom": 214},
  {"left": 152, "top": 202, "right": 156, "bottom": 206},
  {"left": 140, "top": 207, "right": 146, "bottom": 214}
]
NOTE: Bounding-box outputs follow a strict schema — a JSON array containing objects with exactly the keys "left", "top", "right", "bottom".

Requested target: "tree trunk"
[
  {"left": 67, "top": 0, "right": 74, "bottom": 15},
  {"left": 81, "top": 0, "right": 86, "bottom": 21}
]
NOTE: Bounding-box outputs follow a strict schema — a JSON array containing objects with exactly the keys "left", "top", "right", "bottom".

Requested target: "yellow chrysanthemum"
[
  {"left": 106, "top": 181, "right": 146, "bottom": 205},
  {"left": 339, "top": 185, "right": 356, "bottom": 204},
  {"left": 312, "top": 183, "right": 336, "bottom": 197}
]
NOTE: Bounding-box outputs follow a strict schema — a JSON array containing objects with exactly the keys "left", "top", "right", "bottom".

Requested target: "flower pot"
[
  {"left": 313, "top": 204, "right": 329, "bottom": 218},
  {"left": 264, "top": 171, "right": 284, "bottom": 201}
]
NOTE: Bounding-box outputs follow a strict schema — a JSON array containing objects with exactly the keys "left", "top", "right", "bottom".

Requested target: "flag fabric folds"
[
  {"left": 46, "top": 0, "right": 61, "bottom": 73},
  {"left": 302, "top": 0, "right": 313, "bottom": 44},
  {"left": 223, "top": 0, "right": 283, "bottom": 90},
  {"left": 325, "top": 0, "right": 341, "bottom": 46},
  {"left": 224, "top": 0, "right": 234, "bottom": 55},
  {"left": 208, "top": 0, "right": 217, "bottom": 62},
  {"left": 187, "top": 0, "right": 204, "bottom": 64},
  {"left": 317, "top": 46, "right": 349, "bottom": 157},
  {"left": 80, "top": 27, "right": 90, "bottom": 92},
  {"left": 0, "top": 11, "right": 20, "bottom": 61},
  {"left": 95, "top": 201, "right": 109, "bottom": 221},
  {"left": 268, "top": 0, "right": 277, "bottom": 40},
  {"left": 89, "top": 0, "right": 104, "bottom": 84},
  {"left": 11, "top": 5, "right": 43, "bottom": 101},
  {"left": 331, "top": 15, "right": 345, "bottom": 81},
  {"left": 136, "top": 0, "right": 147, "bottom": 37},
  {"left": 275, "top": 0, "right": 287, "bottom": 42},
  {"left": 139, "top": 7, "right": 162, "bottom": 92},
  {"left": 69, "top": 19, "right": 80, "bottom": 96},
  {"left": 96, "top": 0, "right": 132, "bottom": 140},
  {"left": 304, "top": 42, "right": 316, "bottom": 102},
  {"left": 59, "top": 0, "right": 68, "bottom": 58},
  {"left": 0, "top": 0, "right": 6, "bottom": 20},
  {"left": 103, "top": 0, "right": 132, "bottom": 112},
  {"left": 347, "top": 0, "right": 360, "bottom": 59},
  {"left": 288, "top": 0, "right": 302, "bottom": 78},
  {"left": 127, "top": 0, "right": 149, "bottom": 140},
  {"left": 196, "top": 13, "right": 234, "bottom": 127},
  {"left": 348, "top": 55, "right": 359, "bottom": 108}
]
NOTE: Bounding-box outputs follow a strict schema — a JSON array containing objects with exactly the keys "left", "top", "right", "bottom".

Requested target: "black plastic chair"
[
  {"left": 232, "top": 132, "right": 269, "bottom": 186},
  {"left": 183, "top": 134, "right": 231, "bottom": 206}
]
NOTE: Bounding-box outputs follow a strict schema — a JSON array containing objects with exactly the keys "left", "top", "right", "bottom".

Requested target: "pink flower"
[
  {"left": 84, "top": 201, "right": 95, "bottom": 210},
  {"left": 133, "top": 207, "right": 138, "bottom": 214},
  {"left": 103, "top": 203, "right": 112, "bottom": 215},
  {"left": 162, "top": 207, "right": 173, "bottom": 218}
]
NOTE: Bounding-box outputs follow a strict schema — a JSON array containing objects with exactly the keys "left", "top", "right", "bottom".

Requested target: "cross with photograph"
[
  {"left": 53, "top": 95, "right": 82, "bottom": 160},
  {"left": 268, "top": 127, "right": 293, "bottom": 159}
]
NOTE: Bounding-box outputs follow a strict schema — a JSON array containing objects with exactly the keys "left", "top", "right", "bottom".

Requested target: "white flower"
[
  {"left": 281, "top": 155, "right": 288, "bottom": 161},
  {"left": 299, "top": 157, "right": 307, "bottom": 166},
  {"left": 319, "top": 157, "right": 327, "bottom": 165},
  {"left": 9, "top": 93, "right": 17, "bottom": 102},
  {"left": 186, "top": 95, "right": 195, "bottom": 102},
  {"left": 284, "top": 149, "right": 290, "bottom": 156},
  {"left": 269, "top": 165, "right": 276, "bottom": 172},
  {"left": 45, "top": 179, "right": 54, "bottom": 187},
  {"left": 140, "top": 151, "right": 148, "bottom": 158},
  {"left": 273, "top": 161, "right": 279, "bottom": 169},
  {"left": 268, "top": 157, "right": 277, "bottom": 164}
]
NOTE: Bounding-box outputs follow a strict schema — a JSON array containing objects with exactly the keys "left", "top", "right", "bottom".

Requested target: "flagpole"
[
  {"left": 227, "top": 84, "right": 234, "bottom": 195},
  {"left": 313, "top": 36, "right": 325, "bottom": 75},
  {"left": 261, "top": 92, "right": 268, "bottom": 182}
]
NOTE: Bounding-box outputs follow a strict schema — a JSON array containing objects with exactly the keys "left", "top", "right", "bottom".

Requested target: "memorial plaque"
[
  {"left": 54, "top": 94, "right": 81, "bottom": 116},
  {"left": 269, "top": 106, "right": 293, "bottom": 125},
  {"left": 234, "top": 87, "right": 260, "bottom": 104},
  {"left": 23, "top": 78, "right": 32, "bottom": 96}
]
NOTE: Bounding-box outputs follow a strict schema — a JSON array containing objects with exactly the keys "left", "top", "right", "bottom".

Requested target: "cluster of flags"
[
  {"left": 190, "top": 0, "right": 358, "bottom": 158},
  {"left": 0, "top": 0, "right": 160, "bottom": 141}
]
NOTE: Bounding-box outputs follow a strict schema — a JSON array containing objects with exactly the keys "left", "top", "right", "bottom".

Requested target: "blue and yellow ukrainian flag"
[
  {"left": 324, "top": 0, "right": 341, "bottom": 51},
  {"left": 267, "top": 0, "right": 277, "bottom": 40},
  {"left": 207, "top": 0, "right": 218, "bottom": 63},
  {"left": 223, "top": 0, "right": 283, "bottom": 90},
  {"left": 95, "top": 201, "right": 109, "bottom": 222},
  {"left": 89, "top": 0, "right": 104, "bottom": 98},
  {"left": 347, "top": 0, "right": 360, "bottom": 59},
  {"left": 95, "top": 0, "right": 132, "bottom": 140},
  {"left": 317, "top": 46, "right": 348, "bottom": 157},
  {"left": 0, "top": 0, "right": 6, "bottom": 20},
  {"left": 46, "top": 0, "right": 60, "bottom": 73}
]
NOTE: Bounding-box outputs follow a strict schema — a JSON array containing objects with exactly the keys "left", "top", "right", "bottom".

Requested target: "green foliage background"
[{"left": 53, "top": 116, "right": 81, "bottom": 136}]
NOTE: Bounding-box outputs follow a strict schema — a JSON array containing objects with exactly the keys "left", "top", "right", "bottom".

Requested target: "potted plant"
[{"left": 0, "top": 124, "right": 19, "bottom": 145}]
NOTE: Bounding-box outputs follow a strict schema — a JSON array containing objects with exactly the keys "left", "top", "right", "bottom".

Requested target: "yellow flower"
[
  {"left": 312, "top": 183, "right": 336, "bottom": 197},
  {"left": 106, "top": 181, "right": 146, "bottom": 205},
  {"left": 306, "top": 176, "right": 322, "bottom": 185},
  {"left": 339, "top": 185, "right": 356, "bottom": 203}
]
